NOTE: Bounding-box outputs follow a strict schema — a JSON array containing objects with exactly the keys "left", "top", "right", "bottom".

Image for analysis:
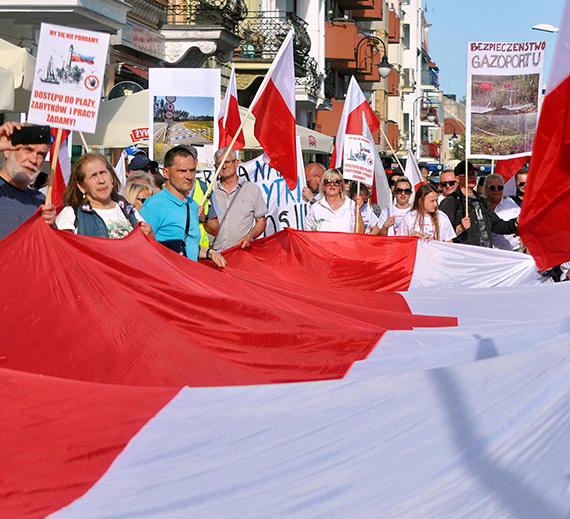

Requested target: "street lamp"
[
  {"left": 443, "top": 122, "right": 458, "bottom": 144},
  {"left": 354, "top": 36, "right": 392, "bottom": 79},
  {"left": 411, "top": 95, "right": 438, "bottom": 157}
]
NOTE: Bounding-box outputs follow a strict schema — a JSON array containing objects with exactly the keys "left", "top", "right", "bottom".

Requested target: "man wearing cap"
[
  {"left": 139, "top": 145, "right": 225, "bottom": 267},
  {"left": 439, "top": 161, "right": 518, "bottom": 247},
  {"left": 128, "top": 153, "right": 165, "bottom": 190},
  {"left": 0, "top": 121, "right": 56, "bottom": 240},
  {"left": 211, "top": 147, "right": 266, "bottom": 251}
]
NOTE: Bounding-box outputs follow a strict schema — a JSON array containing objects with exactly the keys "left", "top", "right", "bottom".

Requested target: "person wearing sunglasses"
[
  {"left": 305, "top": 168, "right": 364, "bottom": 233},
  {"left": 123, "top": 181, "right": 155, "bottom": 212},
  {"left": 511, "top": 170, "right": 528, "bottom": 208},
  {"left": 437, "top": 170, "right": 458, "bottom": 203},
  {"left": 439, "top": 161, "right": 518, "bottom": 248},
  {"left": 484, "top": 173, "right": 521, "bottom": 251},
  {"left": 377, "top": 177, "right": 413, "bottom": 236}
]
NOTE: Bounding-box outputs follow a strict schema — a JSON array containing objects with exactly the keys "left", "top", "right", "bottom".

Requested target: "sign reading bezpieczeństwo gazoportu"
[
  {"left": 466, "top": 41, "right": 545, "bottom": 159},
  {"left": 27, "top": 23, "right": 109, "bottom": 133}
]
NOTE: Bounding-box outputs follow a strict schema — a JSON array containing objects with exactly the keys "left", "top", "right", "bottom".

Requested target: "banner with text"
[
  {"left": 466, "top": 41, "right": 545, "bottom": 159},
  {"left": 342, "top": 134, "right": 375, "bottom": 185},
  {"left": 28, "top": 23, "right": 109, "bottom": 133},
  {"left": 198, "top": 154, "right": 307, "bottom": 236}
]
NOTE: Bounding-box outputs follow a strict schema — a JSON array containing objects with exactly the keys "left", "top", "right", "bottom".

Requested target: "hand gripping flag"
[
  {"left": 250, "top": 30, "right": 297, "bottom": 189},
  {"left": 218, "top": 64, "right": 245, "bottom": 150},
  {"left": 519, "top": 0, "right": 570, "bottom": 270},
  {"left": 330, "top": 76, "right": 380, "bottom": 168}
]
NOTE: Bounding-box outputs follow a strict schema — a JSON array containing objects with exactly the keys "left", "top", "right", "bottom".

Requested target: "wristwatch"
[{"left": 199, "top": 214, "right": 209, "bottom": 224}]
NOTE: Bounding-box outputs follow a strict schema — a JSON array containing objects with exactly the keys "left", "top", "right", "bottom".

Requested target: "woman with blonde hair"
[
  {"left": 56, "top": 152, "right": 153, "bottom": 239},
  {"left": 398, "top": 184, "right": 455, "bottom": 242},
  {"left": 123, "top": 182, "right": 155, "bottom": 212},
  {"left": 305, "top": 168, "right": 364, "bottom": 233}
]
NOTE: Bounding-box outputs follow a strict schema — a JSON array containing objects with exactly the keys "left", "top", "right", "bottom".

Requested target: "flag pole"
[
  {"left": 464, "top": 156, "right": 469, "bottom": 217},
  {"left": 355, "top": 181, "right": 361, "bottom": 233},
  {"left": 45, "top": 127, "right": 63, "bottom": 206},
  {"left": 379, "top": 126, "right": 405, "bottom": 173},
  {"left": 78, "top": 131, "right": 91, "bottom": 153}
]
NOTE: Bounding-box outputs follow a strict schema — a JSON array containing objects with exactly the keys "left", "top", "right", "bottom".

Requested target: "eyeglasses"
[
  {"left": 324, "top": 179, "right": 342, "bottom": 186},
  {"left": 136, "top": 197, "right": 147, "bottom": 203},
  {"left": 395, "top": 188, "right": 412, "bottom": 195},
  {"left": 487, "top": 185, "right": 504, "bottom": 192},
  {"left": 440, "top": 181, "right": 457, "bottom": 188},
  {"left": 518, "top": 181, "right": 526, "bottom": 187}
]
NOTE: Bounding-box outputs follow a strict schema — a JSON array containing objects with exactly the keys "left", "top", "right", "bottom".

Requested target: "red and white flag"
[
  {"left": 495, "top": 156, "right": 528, "bottom": 196},
  {"left": 250, "top": 30, "right": 297, "bottom": 190},
  {"left": 49, "top": 129, "right": 72, "bottom": 207},
  {"left": 361, "top": 113, "right": 391, "bottom": 209},
  {"left": 404, "top": 150, "right": 425, "bottom": 193},
  {"left": 330, "top": 76, "right": 380, "bottom": 168},
  {"left": 218, "top": 64, "right": 245, "bottom": 150},
  {"left": 519, "top": 0, "right": 570, "bottom": 270}
]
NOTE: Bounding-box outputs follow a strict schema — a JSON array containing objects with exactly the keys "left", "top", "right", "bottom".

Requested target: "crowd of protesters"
[{"left": 0, "top": 120, "right": 567, "bottom": 280}]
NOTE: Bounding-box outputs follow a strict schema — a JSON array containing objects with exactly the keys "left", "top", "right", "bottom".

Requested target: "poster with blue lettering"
[
  {"left": 198, "top": 154, "right": 308, "bottom": 237},
  {"left": 466, "top": 41, "right": 545, "bottom": 159},
  {"left": 28, "top": 23, "right": 109, "bottom": 133}
]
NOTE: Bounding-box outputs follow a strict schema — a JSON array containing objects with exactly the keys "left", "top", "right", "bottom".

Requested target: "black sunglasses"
[
  {"left": 488, "top": 185, "right": 504, "bottom": 192},
  {"left": 137, "top": 197, "right": 147, "bottom": 203},
  {"left": 324, "top": 179, "right": 342, "bottom": 186},
  {"left": 395, "top": 188, "right": 412, "bottom": 195},
  {"left": 518, "top": 181, "right": 526, "bottom": 187},
  {"left": 440, "top": 181, "right": 457, "bottom": 187}
]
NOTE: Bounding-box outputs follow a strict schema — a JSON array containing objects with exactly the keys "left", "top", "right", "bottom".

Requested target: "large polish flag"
[
  {"left": 49, "top": 129, "right": 72, "bottom": 207},
  {"left": 4, "top": 215, "right": 570, "bottom": 519},
  {"left": 519, "top": 0, "right": 570, "bottom": 270},
  {"left": 250, "top": 30, "right": 297, "bottom": 190},
  {"left": 218, "top": 64, "right": 245, "bottom": 150},
  {"left": 330, "top": 76, "right": 380, "bottom": 168}
]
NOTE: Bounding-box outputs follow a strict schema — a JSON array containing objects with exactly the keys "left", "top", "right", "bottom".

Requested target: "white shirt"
[
  {"left": 398, "top": 209, "right": 456, "bottom": 242},
  {"left": 305, "top": 197, "right": 356, "bottom": 233},
  {"left": 492, "top": 197, "right": 521, "bottom": 251},
  {"left": 360, "top": 203, "right": 379, "bottom": 233},
  {"left": 57, "top": 204, "right": 144, "bottom": 239},
  {"left": 377, "top": 205, "right": 410, "bottom": 236}
]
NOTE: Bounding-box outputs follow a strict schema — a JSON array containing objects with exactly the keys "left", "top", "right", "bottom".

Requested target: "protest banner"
[
  {"left": 27, "top": 23, "right": 109, "bottom": 133},
  {"left": 198, "top": 154, "right": 307, "bottom": 236},
  {"left": 342, "top": 134, "right": 375, "bottom": 186},
  {"left": 149, "top": 68, "right": 220, "bottom": 168},
  {"left": 466, "top": 41, "right": 545, "bottom": 159}
]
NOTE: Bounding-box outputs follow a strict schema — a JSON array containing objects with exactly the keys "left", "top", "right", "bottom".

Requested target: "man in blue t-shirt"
[
  {"left": 140, "top": 145, "right": 226, "bottom": 268},
  {"left": 0, "top": 122, "right": 56, "bottom": 240}
]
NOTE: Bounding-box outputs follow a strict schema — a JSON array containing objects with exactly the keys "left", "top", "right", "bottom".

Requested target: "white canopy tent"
[
  {"left": 0, "top": 38, "right": 36, "bottom": 113},
  {"left": 74, "top": 90, "right": 334, "bottom": 155}
]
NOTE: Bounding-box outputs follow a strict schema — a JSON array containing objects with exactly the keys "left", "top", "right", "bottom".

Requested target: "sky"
[{"left": 425, "top": 0, "right": 565, "bottom": 98}]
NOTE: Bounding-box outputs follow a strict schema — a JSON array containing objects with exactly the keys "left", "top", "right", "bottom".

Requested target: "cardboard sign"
[
  {"left": 28, "top": 23, "right": 109, "bottom": 133},
  {"left": 466, "top": 41, "right": 545, "bottom": 159},
  {"left": 342, "top": 134, "right": 375, "bottom": 185}
]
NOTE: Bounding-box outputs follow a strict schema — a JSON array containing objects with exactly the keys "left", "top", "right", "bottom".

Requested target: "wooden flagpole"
[
  {"left": 78, "top": 131, "right": 91, "bottom": 153},
  {"left": 379, "top": 126, "right": 405, "bottom": 173},
  {"left": 45, "top": 127, "right": 63, "bottom": 206},
  {"left": 464, "top": 155, "right": 469, "bottom": 217}
]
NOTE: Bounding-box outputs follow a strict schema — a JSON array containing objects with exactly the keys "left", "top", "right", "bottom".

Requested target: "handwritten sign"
[{"left": 27, "top": 23, "right": 109, "bottom": 133}]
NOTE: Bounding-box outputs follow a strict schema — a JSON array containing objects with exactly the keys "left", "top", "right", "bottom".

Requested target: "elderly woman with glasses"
[
  {"left": 484, "top": 173, "right": 521, "bottom": 251},
  {"left": 376, "top": 176, "right": 413, "bottom": 236},
  {"left": 305, "top": 168, "right": 364, "bottom": 233}
]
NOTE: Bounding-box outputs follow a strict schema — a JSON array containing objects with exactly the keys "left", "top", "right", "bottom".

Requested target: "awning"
[
  {"left": 121, "top": 63, "right": 149, "bottom": 80},
  {"left": 0, "top": 38, "right": 36, "bottom": 112},
  {"left": 74, "top": 90, "right": 334, "bottom": 154}
]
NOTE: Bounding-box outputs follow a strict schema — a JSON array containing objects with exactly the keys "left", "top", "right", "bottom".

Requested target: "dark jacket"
[
  {"left": 439, "top": 189, "right": 518, "bottom": 247},
  {"left": 76, "top": 196, "right": 138, "bottom": 237}
]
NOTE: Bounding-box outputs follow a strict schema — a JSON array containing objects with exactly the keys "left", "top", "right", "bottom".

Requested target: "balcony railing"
[
  {"left": 166, "top": 0, "right": 247, "bottom": 33},
  {"left": 296, "top": 56, "right": 322, "bottom": 98},
  {"left": 421, "top": 69, "right": 439, "bottom": 87},
  {"left": 236, "top": 11, "right": 311, "bottom": 69}
]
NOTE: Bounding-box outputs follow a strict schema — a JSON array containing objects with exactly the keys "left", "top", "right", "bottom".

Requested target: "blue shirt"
[
  {"left": 140, "top": 188, "right": 201, "bottom": 261},
  {"left": 0, "top": 177, "right": 45, "bottom": 240}
]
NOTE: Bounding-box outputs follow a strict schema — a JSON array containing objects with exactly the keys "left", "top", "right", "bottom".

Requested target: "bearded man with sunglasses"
[
  {"left": 484, "top": 173, "right": 521, "bottom": 251},
  {"left": 511, "top": 171, "right": 527, "bottom": 207},
  {"left": 439, "top": 162, "right": 518, "bottom": 247}
]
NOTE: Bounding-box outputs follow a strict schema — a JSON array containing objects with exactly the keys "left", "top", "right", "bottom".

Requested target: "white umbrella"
[
  {"left": 0, "top": 38, "right": 36, "bottom": 112},
  {"left": 75, "top": 90, "right": 334, "bottom": 154}
]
